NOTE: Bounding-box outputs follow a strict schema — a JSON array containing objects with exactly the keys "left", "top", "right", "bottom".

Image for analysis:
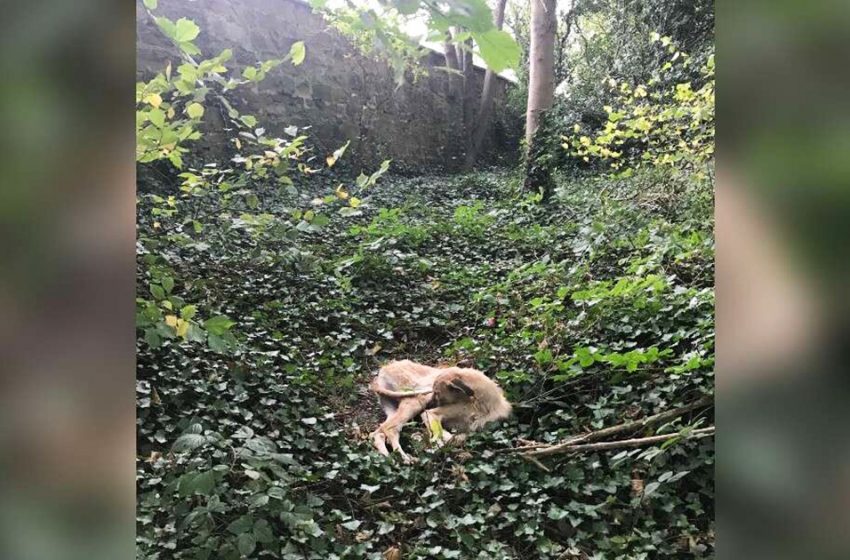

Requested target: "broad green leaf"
[
  {"left": 174, "top": 18, "right": 200, "bottom": 42},
  {"left": 193, "top": 470, "right": 216, "bottom": 494},
  {"left": 150, "top": 283, "right": 165, "bottom": 300},
  {"left": 237, "top": 533, "right": 256, "bottom": 556},
  {"left": 186, "top": 102, "right": 204, "bottom": 118},
  {"left": 473, "top": 29, "right": 520, "bottom": 72},
  {"left": 154, "top": 17, "right": 176, "bottom": 41},
  {"left": 147, "top": 109, "right": 165, "bottom": 128},
  {"left": 204, "top": 315, "right": 235, "bottom": 335},
  {"left": 289, "top": 41, "right": 306, "bottom": 66},
  {"left": 143, "top": 0, "right": 157, "bottom": 9}
]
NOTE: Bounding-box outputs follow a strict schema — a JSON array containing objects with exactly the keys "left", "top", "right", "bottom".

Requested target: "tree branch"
[
  {"left": 526, "top": 426, "right": 715, "bottom": 457},
  {"left": 497, "top": 395, "right": 713, "bottom": 455}
]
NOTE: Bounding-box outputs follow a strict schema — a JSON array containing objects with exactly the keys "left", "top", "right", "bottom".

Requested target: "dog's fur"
[{"left": 369, "top": 359, "right": 511, "bottom": 462}]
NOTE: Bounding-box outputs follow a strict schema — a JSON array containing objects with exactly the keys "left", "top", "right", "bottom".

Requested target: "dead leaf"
[{"left": 383, "top": 545, "right": 401, "bottom": 560}]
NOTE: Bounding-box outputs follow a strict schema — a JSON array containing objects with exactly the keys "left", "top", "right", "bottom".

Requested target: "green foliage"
[
  {"left": 563, "top": 37, "right": 715, "bottom": 178},
  {"left": 451, "top": 201, "right": 494, "bottom": 237},
  {"left": 136, "top": 6, "right": 391, "bottom": 354},
  {"left": 138, "top": 170, "right": 714, "bottom": 558},
  {"left": 309, "top": 0, "right": 520, "bottom": 84}
]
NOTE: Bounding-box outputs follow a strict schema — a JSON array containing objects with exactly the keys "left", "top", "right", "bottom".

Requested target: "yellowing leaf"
[
  {"left": 349, "top": 197, "right": 361, "bottom": 208},
  {"left": 335, "top": 184, "right": 349, "bottom": 199},
  {"left": 325, "top": 140, "right": 350, "bottom": 167},
  {"left": 176, "top": 318, "right": 190, "bottom": 338},
  {"left": 144, "top": 93, "right": 163, "bottom": 108},
  {"left": 429, "top": 417, "right": 444, "bottom": 442},
  {"left": 165, "top": 315, "right": 178, "bottom": 328}
]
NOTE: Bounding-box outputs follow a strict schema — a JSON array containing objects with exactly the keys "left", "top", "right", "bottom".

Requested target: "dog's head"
[{"left": 425, "top": 371, "right": 475, "bottom": 409}]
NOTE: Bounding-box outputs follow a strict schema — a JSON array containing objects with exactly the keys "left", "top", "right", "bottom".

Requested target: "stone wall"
[{"left": 136, "top": 0, "right": 520, "bottom": 173}]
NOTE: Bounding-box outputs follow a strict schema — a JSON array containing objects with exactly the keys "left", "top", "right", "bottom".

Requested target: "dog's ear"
[{"left": 449, "top": 378, "right": 474, "bottom": 397}]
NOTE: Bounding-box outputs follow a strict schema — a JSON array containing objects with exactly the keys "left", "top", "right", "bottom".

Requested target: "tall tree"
[
  {"left": 464, "top": 0, "right": 508, "bottom": 170},
  {"left": 524, "top": 0, "right": 557, "bottom": 198},
  {"left": 525, "top": 0, "right": 557, "bottom": 146}
]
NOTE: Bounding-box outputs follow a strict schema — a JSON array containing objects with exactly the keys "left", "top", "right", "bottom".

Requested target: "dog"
[{"left": 369, "top": 359, "right": 511, "bottom": 463}]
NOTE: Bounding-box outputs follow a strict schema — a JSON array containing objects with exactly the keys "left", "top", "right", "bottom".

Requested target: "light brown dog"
[{"left": 369, "top": 359, "right": 511, "bottom": 463}]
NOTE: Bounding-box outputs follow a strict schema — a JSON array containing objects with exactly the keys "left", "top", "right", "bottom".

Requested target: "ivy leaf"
[
  {"left": 237, "top": 533, "right": 256, "bottom": 556},
  {"left": 341, "top": 520, "right": 361, "bottom": 530},
  {"left": 172, "top": 433, "right": 207, "bottom": 453}
]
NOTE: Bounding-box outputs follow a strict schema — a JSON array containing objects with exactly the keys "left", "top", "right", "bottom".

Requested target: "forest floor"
[{"left": 137, "top": 169, "right": 715, "bottom": 559}]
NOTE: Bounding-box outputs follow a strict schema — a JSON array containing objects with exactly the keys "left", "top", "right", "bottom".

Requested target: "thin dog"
[{"left": 369, "top": 359, "right": 511, "bottom": 463}]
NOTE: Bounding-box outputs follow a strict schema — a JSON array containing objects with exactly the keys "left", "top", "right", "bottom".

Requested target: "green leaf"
[
  {"left": 204, "top": 315, "right": 235, "bottom": 335},
  {"left": 237, "top": 533, "right": 256, "bottom": 556},
  {"left": 143, "top": 0, "right": 157, "bottom": 9},
  {"left": 180, "top": 304, "right": 197, "bottom": 320},
  {"left": 473, "top": 29, "right": 520, "bottom": 72},
  {"left": 253, "top": 519, "right": 274, "bottom": 543},
  {"left": 186, "top": 102, "right": 204, "bottom": 119},
  {"left": 172, "top": 433, "right": 207, "bottom": 452},
  {"left": 227, "top": 516, "right": 254, "bottom": 535},
  {"left": 150, "top": 283, "right": 165, "bottom": 300},
  {"left": 147, "top": 109, "right": 165, "bottom": 128},
  {"left": 289, "top": 41, "right": 306, "bottom": 66},
  {"left": 174, "top": 18, "right": 201, "bottom": 42},
  {"left": 193, "top": 470, "right": 216, "bottom": 494},
  {"left": 154, "top": 17, "right": 176, "bottom": 41}
]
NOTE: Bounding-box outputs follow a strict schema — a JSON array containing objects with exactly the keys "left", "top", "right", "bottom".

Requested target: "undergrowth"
[{"left": 137, "top": 169, "right": 714, "bottom": 559}]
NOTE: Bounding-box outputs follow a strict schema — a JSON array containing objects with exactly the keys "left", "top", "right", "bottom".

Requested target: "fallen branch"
[
  {"left": 497, "top": 395, "right": 712, "bottom": 455},
  {"left": 526, "top": 426, "right": 715, "bottom": 458}
]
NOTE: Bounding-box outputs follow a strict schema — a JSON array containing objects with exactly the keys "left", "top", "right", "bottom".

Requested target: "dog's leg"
[
  {"left": 374, "top": 398, "right": 425, "bottom": 464},
  {"left": 372, "top": 429, "right": 391, "bottom": 457}
]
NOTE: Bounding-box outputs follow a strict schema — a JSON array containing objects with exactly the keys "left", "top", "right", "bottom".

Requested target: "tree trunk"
[
  {"left": 443, "top": 30, "right": 460, "bottom": 94},
  {"left": 523, "top": 0, "right": 557, "bottom": 199},
  {"left": 525, "top": 0, "right": 556, "bottom": 146},
  {"left": 461, "top": 36, "right": 476, "bottom": 148},
  {"left": 443, "top": 30, "right": 464, "bottom": 170},
  {"left": 464, "top": 0, "right": 508, "bottom": 170}
]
